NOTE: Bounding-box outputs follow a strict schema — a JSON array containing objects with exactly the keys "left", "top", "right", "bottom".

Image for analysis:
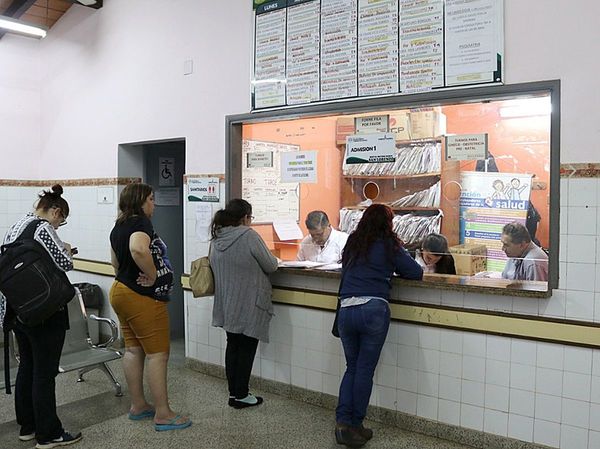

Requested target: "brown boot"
[
  {"left": 335, "top": 423, "right": 367, "bottom": 448},
  {"left": 356, "top": 424, "right": 373, "bottom": 441}
]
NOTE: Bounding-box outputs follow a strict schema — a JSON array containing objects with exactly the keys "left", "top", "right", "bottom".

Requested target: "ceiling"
[{"left": 0, "top": 0, "right": 102, "bottom": 35}]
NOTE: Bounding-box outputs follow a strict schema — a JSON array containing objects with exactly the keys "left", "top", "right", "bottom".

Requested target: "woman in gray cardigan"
[{"left": 209, "top": 199, "right": 278, "bottom": 408}]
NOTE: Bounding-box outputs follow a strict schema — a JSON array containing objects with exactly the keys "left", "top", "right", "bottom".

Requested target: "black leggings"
[
  {"left": 225, "top": 332, "right": 259, "bottom": 399},
  {"left": 13, "top": 311, "right": 67, "bottom": 443}
]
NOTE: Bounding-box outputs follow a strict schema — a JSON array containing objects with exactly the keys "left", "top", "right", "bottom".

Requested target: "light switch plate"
[
  {"left": 183, "top": 59, "right": 193, "bottom": 75},
  {"left": 97, "top": 186, "right": 114, "bottom": 204}
]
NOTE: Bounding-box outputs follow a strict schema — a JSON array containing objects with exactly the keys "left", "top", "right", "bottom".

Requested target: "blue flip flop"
[
  {"left": 154, "top": 415, "right": 192, "bottom": 431},
  {"left": 128, "top": 409, "right": 155, "bottom": 421}
]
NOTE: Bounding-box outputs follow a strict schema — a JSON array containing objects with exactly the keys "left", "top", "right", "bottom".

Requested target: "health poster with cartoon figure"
[{"left": 459, "top": 172, "right": 532, "bottom": 272}]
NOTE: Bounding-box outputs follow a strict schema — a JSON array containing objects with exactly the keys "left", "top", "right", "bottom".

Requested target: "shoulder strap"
[
  {"left": 20, "top": 219, "right": 43, "bottom": 241},
  {"left": 4, "top": 328, "right": 11, "bottom": 394},
  {"left": 0, "top": 219, "right": 43, "bottom": 255}
]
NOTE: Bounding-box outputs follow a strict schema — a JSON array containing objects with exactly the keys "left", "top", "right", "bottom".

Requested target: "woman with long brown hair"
[
  {"left": 335, "top": 204, "right": 422, "bottom": 448},
  {"left": 109, "top": 183, "right": 190, "bottom": 431}
]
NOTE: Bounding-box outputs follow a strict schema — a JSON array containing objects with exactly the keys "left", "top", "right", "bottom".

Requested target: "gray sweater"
[{"left": 209, "top": 226, "right": 278, "bottom": 342}]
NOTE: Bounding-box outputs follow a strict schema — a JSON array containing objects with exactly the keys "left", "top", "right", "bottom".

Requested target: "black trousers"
[
  {"left": 13, "top": 310, "right": 67, "bottom": 443},
  {"left": 225, "top": 332, "right": 259, "bottom": 399}
]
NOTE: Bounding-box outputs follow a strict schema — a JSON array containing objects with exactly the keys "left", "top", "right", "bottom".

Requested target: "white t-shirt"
[{"left": 297, "top": 228, "right": 349, "bottom": 264}]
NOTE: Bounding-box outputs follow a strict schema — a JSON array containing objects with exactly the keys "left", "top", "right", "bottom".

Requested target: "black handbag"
[
  {"left": 331, "top": 269, "right": 345, "bottom": 338},
  {"left": 331, "top": 297, "right": 342, "bottom": 338}
]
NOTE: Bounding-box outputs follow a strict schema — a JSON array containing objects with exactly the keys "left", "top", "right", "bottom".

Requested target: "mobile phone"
[{"left": 71, "top": 247, "right": 78, "bottom": 255}]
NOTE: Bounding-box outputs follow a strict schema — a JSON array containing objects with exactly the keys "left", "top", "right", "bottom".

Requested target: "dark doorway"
[{"left": 118, "top": 139, "right": 186, "bottom": 338}]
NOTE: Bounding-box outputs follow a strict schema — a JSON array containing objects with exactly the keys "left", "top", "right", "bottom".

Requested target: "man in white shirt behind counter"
[
  {"left": 501, "top": 221, "right": 548, "bottom": 281},
  {"left": 297, "top": 211, "right": 348, "bottom": 264}
]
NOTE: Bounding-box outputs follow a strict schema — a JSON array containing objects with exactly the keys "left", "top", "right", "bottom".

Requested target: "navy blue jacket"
[{"left": 339, "top": 239, "right": 423, "bottom": 300}]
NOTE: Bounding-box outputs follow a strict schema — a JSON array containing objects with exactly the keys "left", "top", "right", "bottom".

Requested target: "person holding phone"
[{"left": 0, "top": 185, "right": 82, "bottom": 448}]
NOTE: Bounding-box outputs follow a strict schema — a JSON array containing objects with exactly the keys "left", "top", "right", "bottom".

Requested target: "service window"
[{"left": 227, "top": 81, "right": 559, "bottom": 295}]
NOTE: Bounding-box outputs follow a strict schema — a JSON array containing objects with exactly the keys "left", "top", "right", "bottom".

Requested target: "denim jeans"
[{"left": 335, "top": 299, "right": 390, "bottom": 427}]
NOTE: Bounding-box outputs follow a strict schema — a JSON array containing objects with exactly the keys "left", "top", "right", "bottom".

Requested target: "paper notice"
[
  {"left": 195, "top": 203, "right": 212, "bottom": 242},
  {"left": 273, "top": 219, "right": 304, "bottom": 241}
]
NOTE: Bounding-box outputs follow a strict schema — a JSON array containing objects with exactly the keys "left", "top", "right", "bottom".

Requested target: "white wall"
[
  {"left": 2, "top": 0, "right": 599, "bottom": 176},
  {"left": 0, "top": 35, "right": 41, "bottom": 179},
  {"left": 37, "top": 0, "right": 252, "bottom": 178},
  {"left": 504, "top": 0, "right": 600, "bottom": 163}
]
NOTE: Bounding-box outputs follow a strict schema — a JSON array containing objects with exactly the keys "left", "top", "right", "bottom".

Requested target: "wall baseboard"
[{"left": 185, "top": 358, "right": 551, "bottom": 449}]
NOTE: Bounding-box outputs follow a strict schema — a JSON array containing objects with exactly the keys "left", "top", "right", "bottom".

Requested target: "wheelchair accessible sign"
[
  {"left": 188, "top": 177, "right": 220, "bottom": 202},
  {"left": 345, "top": 133, "right": 396, "bottom": 164}
]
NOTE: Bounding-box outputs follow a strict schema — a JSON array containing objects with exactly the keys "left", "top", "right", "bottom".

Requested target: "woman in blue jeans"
[{"left": 335, "top": 204, "right": 423, "bottom": 448}]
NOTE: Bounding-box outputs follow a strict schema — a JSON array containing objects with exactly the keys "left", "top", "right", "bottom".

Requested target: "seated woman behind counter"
[{"left": 414, "top": 233, "right": 456, "bottom": 275}]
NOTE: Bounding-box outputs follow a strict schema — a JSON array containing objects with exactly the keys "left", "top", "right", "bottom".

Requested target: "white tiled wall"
[
  {"left": 0, "top": 185, "right": 118, "bottom": 263},
  {"left": 185, "top": 177, "right": 600, "bottom": 449}
]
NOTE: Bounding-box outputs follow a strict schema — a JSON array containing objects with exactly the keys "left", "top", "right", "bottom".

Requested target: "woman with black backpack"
[{"left": 0, "top": 185, "right": 82, "bottom": 448}]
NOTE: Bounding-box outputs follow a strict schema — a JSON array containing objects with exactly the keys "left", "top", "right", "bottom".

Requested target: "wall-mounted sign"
[
  {"left": 345, "top": 133, "right": 396, "bottom": 164},
  {"left": 280, "top": 150, "right": 317, "bottom": 183},
  {"left": 159, "top": 157, "right": 175, "bottom": 186},
  {"left": 155, "top": 188, "right": 180, "bottom": 206},
  {"left": 446, "top": 133, "right": 488, "bottom": 161},
  {"left": 355, "top": 115, "right": 389, "bottom": 134},
  {"left": 460, "top": 171, "right": 532, "bottom": 272},
  {"left": 445, "top": 0, "right": 503, "bottom": 86},
  {"left": 247, "top": 151, "right": 273, "bottom": 168},
  {"left": 252, "top": 0, "right": 504, "bottom": 110},
  {"left": 188, "top": 178, "right": 220, "bottom": 202}
]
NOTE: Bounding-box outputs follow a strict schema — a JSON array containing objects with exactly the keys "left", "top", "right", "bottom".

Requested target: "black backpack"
[{"left": 0, "top": 219, "right": 75, "bottom": 327}]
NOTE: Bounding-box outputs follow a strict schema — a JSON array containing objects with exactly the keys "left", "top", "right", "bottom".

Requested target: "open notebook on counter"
[
  {"left": 278, "top": 260, "right": 325, "bottom": 268},
  {"left": 278, "top": 261, "right": 342, "bottom": 271}
]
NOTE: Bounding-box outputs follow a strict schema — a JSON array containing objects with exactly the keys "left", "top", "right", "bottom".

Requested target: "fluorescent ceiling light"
[
  {"left": 77, "top": 0, "right": 97, "bottom": 5},
  {"left": 499, "top": 97, "right": 551, "bottom": 118},
  {"left": 0, "top": 16, "right": 46, "bottom": 38}
]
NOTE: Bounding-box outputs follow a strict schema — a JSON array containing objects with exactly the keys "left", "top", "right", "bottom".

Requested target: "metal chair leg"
[
  {"left": 77, "top": 366, "right": 95, "bottom": 382},
  {"left": 99, "top": 362, "right": 123, "bottom": 397}
]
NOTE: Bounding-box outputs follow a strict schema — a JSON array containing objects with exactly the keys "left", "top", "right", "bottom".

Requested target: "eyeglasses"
[{"left": 57, "top": 209, "right": 67, "bottom": 227}]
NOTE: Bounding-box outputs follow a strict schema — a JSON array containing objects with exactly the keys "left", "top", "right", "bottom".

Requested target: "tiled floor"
[{"left": 0, "top": 341, "right": 473, "bottom": 449}]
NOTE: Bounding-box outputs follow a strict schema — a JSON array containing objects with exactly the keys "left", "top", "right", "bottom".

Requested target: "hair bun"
[{"left": 51, "top": 184, "right": 64, "bottom": 196}]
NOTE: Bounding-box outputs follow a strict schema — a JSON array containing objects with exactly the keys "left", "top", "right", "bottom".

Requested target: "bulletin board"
[
  {"left": 242, "top": 140, "right": 301, "bottom": 223},
  {"left": 251, "top": 0, "right": 504, "bottom": 110}
]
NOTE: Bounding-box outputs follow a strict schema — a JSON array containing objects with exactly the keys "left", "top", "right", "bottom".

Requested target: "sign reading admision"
[
  {"left": 345, "top": 133, "right": 396, "bottom": 164},
  {"left": 187, "top": 178, "right": 220, "bottom": 202},
  {"left": 446, "top": 133, "right": 488, "bottom": 161}
]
